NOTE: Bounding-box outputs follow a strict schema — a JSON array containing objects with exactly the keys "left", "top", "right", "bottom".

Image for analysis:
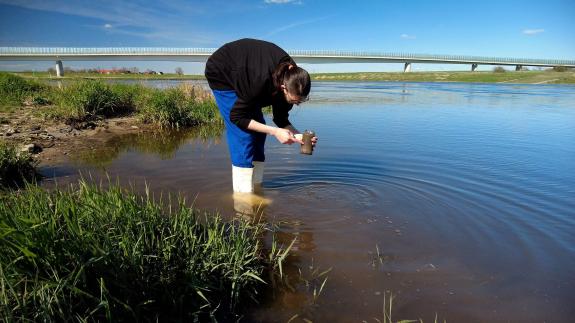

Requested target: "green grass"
[
  {"left": 0, "top": 72, "right": 48, "bottom": 108},
  {"left": 45, "top": 80, "right": 136, "bottom": 122},
  {"left": 9, "top": 69, "right": 575, "bottom": 84},
  {"left": 14, "top": 71, "right": 205, "bottom": 80},
  {"left": 136, "top": 84, "right": 221, "bottom": 128},
  {"left": 0, "top": 141, "right": 38, "bottom": 189},
  {"left": 311, "top": 70, "right": 575, "bottom": 84},
  {"left": 0, "top": 72, "right": 221, "bottom": 128},
  {"left": 0, "top": 179, "right": 292, "bottom": 321}
]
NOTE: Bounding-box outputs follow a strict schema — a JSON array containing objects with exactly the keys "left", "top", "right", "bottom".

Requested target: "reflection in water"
[
  {"left": 232, "top": 191, "right": 272, "bottom": 222},
  {"left": 229, "top": 187, "right": 324, "bottom": 321},
  {"left": 70, "top": 123, "right": 224, "bottom": 167},
  {"left": 255, "top": 219, "right": 326, "bottom": 322},
  {"left": 229, "top": 183, "right": 324, "bottom": 320}
]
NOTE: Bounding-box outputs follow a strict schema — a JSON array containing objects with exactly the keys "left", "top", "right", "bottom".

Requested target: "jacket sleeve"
[
  {"left": 229, "top": 97, "right": 253, "bottom": 130},
  {"left": 228, "top": 68, "right": 267, "bottom": 129},
  {"left": 272, "top": 100, "right": 293, "bottom": 128}
]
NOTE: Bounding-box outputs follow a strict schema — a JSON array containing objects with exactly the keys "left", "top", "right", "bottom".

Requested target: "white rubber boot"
[
  {"left": 232, "top": 166, "right": 254, "bottom": 193},
  {"left": 253, "top": 161, "right": 265, "bottom": 185}
]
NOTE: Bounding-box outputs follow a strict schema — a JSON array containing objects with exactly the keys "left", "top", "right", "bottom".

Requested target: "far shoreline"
[
  {"left": 311, "top": 70, "right": 575, "bottom": 85},
  {"left": 7, "top": 70, "right": 575, "bottom": 84}
]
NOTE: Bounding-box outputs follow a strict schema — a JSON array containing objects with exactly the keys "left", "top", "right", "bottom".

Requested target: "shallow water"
[{"left": 41, "top": 81, "right": 575, "bottom": 322}]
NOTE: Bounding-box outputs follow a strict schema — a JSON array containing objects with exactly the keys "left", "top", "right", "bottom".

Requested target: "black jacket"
[{"left": 204, "top": 38, "right": 294, "bottom": 130}]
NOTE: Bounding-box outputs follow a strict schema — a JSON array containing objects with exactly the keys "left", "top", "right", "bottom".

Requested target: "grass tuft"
[
  {"left": 47, "top": 80, "right": 136, "bottom": 122},
  {"left": 42, "top": 79, "right": 221, "bottom": 128},
  {"left": 1, "top": 73, "right": 221, "bottom": 128},
  {"left": 137, "top": 84, "right": 221, "bottom": 128},
  {"left": 0, "top": 180, "right": 289, "bottom": 321},
  {"left": 0, "top": 72, "right": 47, "bottom": 108}
]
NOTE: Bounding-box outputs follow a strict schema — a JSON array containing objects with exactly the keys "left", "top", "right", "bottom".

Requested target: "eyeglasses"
[{"left": 283, "top": 85, "right": 309, "bottom": 104}]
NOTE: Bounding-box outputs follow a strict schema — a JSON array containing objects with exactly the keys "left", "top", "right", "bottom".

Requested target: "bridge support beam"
[
  {"left": 404, "top": 62, "right": 411, "bottom": 73},
  {"left": 471, "top": 63, "right": 478, "bottom": 72},
  {"left": 55, "top": 60, "right": 64, "bottom": 77},
  {"left": 515, "top": 65, "right": 523, "bottom": 71}
]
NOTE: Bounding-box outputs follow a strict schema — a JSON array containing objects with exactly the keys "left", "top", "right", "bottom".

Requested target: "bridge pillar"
[
  {"left": 55, "top": 60, "right": 64, "bottom": 77},
  {"left": 471, "top": 63, "right": 478, "bottom": 72},
  {"left": 404, "top": 62, "right": 411, "bottom": 73},
  {"left": 515, "top": 65, "right": 523, "bottom": 71}
]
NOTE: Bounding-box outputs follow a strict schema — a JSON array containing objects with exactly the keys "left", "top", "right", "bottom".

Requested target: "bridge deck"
[{"left": 1, "top": 47, "right": 573, "bottom": 67}]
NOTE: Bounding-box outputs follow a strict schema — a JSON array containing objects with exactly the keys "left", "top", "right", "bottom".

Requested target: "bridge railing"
[
  {"left": 1, "top": 47, "right": 574, "bottom": 66},
  {"left": 287, "top": 49, "right": 575, "bottom": 65},
  {"left": 0, "top": 47, "right": 217, "bottom": 55}
]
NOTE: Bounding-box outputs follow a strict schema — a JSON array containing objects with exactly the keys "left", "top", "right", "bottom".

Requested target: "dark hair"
[{"left": 272, "top": 61, "right": 311, "bottom": 99}]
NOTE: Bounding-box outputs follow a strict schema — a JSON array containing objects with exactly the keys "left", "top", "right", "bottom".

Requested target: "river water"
[{"left": 41, "top": 81, "right": 575, "bottom": 322}]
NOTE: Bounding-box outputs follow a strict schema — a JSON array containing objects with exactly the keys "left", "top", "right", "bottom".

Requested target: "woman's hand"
[
  {"left": 311, "top": 136, "right": 318, "bottom": 146},
  {"left": 294, "top": 134, "right": 319, "bottom": 146},
  {"left": 273, "top": 128, "right": 304, "bottom": 145}
]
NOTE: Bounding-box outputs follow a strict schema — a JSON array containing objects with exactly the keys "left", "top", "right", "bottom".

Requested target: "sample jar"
[{"left": 300, "top": 130, "right": 315, "bottom": 155}]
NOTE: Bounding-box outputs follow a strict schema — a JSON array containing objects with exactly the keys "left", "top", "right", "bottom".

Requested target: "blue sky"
[{"left": 1, "top": 0, "right": 574, "bottom": 73}]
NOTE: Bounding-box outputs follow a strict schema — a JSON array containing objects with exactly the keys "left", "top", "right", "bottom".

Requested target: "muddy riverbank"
[
  {"left": 1, "top": 104, "right": 158, "bottom": 165},
  {"left": 0, "top": 72, "right": 220, "bottom": 166}
]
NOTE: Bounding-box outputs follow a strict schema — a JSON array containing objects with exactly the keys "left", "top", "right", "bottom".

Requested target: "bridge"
[{"left": 1, "top": 47, "right": 574, "bottom": 77}]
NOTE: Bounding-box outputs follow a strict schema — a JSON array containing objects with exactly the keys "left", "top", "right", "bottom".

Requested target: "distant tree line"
[
  {"left": 492, "top": 66, "right": 573, "bottom": 73},
  {"left": 551, "top": 66, "right": 572, "bottom": 72},
  {"left": 44, "top": 66, "right": 187, "bottom": 75}
]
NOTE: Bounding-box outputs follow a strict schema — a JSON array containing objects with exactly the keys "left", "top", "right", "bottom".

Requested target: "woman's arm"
[
  {"left": 246, "top": 119, "right": 304, "bottom": 145},
  {"left": 284, "top": 124, "right": 300, "bottom": 135}
]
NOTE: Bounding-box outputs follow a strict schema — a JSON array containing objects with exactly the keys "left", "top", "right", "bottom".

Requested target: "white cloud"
[
  {"left": 523, "top": 29, "right": 544, "bottom": 35},
  {"left": 400, "top": 34, "right": 416, "bottom": 40},
  {"left": 0, "top": 0, "right": 218, "bottom": 45},
  {"left": 264, "top": 15, "right": 331, "bottom": 37},
  {"left": 264, "top": 0, "right": 301, "bottom": 4}
]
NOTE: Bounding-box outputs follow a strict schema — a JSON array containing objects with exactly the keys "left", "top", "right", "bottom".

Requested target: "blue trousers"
[{"left": 212, "top": 90, "right": 266, "bottom": 168}]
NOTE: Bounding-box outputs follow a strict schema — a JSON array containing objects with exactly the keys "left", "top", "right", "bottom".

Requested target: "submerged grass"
[
  {"left": 0, "top": 141, "right": 37, "bottom": 189},
  {"left": 372, "top": 293, "right": 445, "bottom": 323},
  {"left": 0, "top": 180, "right": 290, "bottom": 321}
]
